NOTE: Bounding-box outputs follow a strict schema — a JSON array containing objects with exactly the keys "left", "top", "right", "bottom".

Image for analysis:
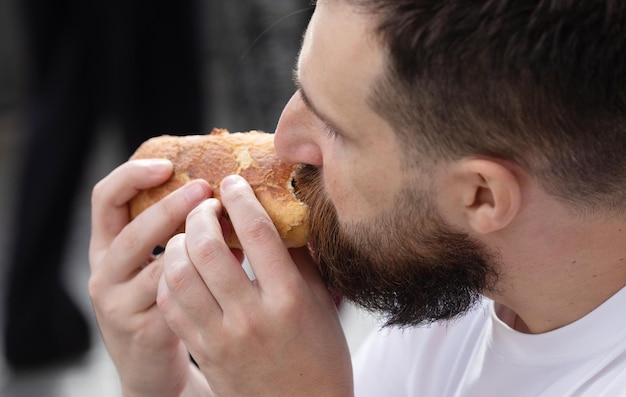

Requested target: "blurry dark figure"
[
  {"left": 3, "top": 0, "right": 206, "bottom": 369},
  {"left": 207, "top": 0, "right": 313, "bottom": 132}
]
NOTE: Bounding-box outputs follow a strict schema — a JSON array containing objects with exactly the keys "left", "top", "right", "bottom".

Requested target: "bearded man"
[{"left": 88, "top": 0, "right": 626, "bottom": 395}]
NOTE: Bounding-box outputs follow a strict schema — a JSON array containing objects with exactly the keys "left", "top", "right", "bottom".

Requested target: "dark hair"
[{"left": 358, "top": 0, "right": 626, "bottom": 213}]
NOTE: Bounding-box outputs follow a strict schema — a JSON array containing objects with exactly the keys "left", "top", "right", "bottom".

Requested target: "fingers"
[
  {"left": 90, "top": 159, "right": 212, "bottom": 283},
  {"left": 158, "top": 234, "right": 223, "bottom": 341},
  {"left": 158, "top": 175, "right": 321, "bottom": 335},
  {"left": 177, "top": 198, "right": 254, "bottom": 311},
  {"left": 218, "top": 175, "right": 336, "bottom": 308},
  {"left": 90, "top": 159, "right": 173, "bottom": 261},
  {"left": 219, "top": 175, "right": 304, "bottom": 292},
  {"left": 110, "top": 180, "right": 211, "bottom": 284}
]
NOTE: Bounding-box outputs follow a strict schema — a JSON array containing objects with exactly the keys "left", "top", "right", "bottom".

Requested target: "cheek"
[
  {"left": 323, "top": 160, "right": 400, "bottom": 222},
  {"left": 317, "top": 121, "right": 406, "bottom": 223}
]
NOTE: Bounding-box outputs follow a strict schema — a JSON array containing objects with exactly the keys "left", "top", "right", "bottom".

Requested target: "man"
[{"left": 88, "top": 0, "right": 626, "bottom": 395}]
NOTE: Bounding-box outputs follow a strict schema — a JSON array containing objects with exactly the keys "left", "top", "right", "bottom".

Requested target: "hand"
[
  {"left": 88, "top": 159, "right": 213, "bottom": 396},
  {"left": 157, "top": 174, "right": 354, "bottom": 397}
]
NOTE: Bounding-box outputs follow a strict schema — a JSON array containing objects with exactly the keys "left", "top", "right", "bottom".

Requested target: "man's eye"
[{"left": 322, "top": 123, "right": 338, "bottom": 139}]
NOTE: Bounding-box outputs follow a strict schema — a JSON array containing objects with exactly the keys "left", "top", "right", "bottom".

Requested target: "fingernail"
[
  {"left": 220, "top": 174, "right": 245, "bottom": 192},
  {"left": 139, "top": 159, "right": 172, "bottom": 173},
  {"left": 185, "top": 181, "right": 207, "bottom": 202}
]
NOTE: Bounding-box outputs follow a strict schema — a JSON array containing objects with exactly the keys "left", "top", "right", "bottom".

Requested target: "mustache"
[
  {"left": 294, "top": 164, "right": 339, "bottom": 241},
  {"left": 293, "top": 164, "right": 321, "bottom": 203},
  {"left": 294, "top": 164, "right": 324, "bottom": 206}
]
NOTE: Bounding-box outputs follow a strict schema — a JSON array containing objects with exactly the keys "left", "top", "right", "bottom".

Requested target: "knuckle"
[
  {"left": 163, "top": 260, "right": 191, "bottom": 293},
  {"left": 272, "top": 293, "right": 302, "bottom": 319},
  {"left": 240, "top": 216, "right": 276, "bottom": 244},
  {"left": 90, "top": 289, "right": 124, "bottom": 327},
  {"left": 192, "top": 234, "right": 229, "bottom": 264},
  {"left": 87, "top": 275, "right": 104, "bottom": 302},
  {"left": 130, "top": 320, "right": 160, "bottom": 347},
  {"left": 91, "top": 179, "right": 106, "bottom": 206}
]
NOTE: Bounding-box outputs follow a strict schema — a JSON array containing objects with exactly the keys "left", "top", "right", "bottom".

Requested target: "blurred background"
[{"left": 0, "top": 0, "right": 377, "bottom": 395}]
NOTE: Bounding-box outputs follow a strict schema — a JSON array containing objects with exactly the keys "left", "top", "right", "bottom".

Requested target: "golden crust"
[{"left": 128, "top": 128, "right": 309, "bottom": 248}]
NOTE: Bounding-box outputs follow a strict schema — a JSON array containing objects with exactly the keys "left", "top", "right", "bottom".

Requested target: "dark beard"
[{"left": 295, "top": 164, "right": 499, "bottom": 328}]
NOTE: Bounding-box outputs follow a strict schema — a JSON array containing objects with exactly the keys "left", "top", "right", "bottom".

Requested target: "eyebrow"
[{"left": 292, "top": 67, "right": 345, "bottom": 136}]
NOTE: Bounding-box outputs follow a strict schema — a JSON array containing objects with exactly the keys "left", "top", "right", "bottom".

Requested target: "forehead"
[
  {"left": 300, "top": 1, "right": 380, "bottom": 73},
  {"left": 297, "top": 1, "right": 385, "bottom": 136}
]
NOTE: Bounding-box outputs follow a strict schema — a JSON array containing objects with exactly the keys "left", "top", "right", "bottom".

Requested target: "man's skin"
[{"left": 88, "top": 0, "right": 626, "bottom": 395}]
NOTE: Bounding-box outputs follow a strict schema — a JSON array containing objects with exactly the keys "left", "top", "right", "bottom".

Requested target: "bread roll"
[{"left": 128, "top": 128, "right": 309, "bottom": 249}]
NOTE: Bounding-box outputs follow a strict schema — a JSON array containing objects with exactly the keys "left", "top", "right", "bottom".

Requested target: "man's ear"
[{"left": 449, "top": 158, "right": 522, "bottom": 234}]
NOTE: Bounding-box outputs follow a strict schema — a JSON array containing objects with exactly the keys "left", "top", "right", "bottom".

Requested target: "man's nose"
[{"left": 274, "top": 93, "right": 323, "bottom": 166}]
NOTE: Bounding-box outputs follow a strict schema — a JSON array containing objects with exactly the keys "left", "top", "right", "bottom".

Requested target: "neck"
[{"left": 486, "top": 205, "right": 626, "bottom": 334}]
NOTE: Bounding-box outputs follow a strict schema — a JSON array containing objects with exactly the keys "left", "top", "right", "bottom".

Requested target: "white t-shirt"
[{"left": 352, "top": 287, "right": 626, "bottom": 396}]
